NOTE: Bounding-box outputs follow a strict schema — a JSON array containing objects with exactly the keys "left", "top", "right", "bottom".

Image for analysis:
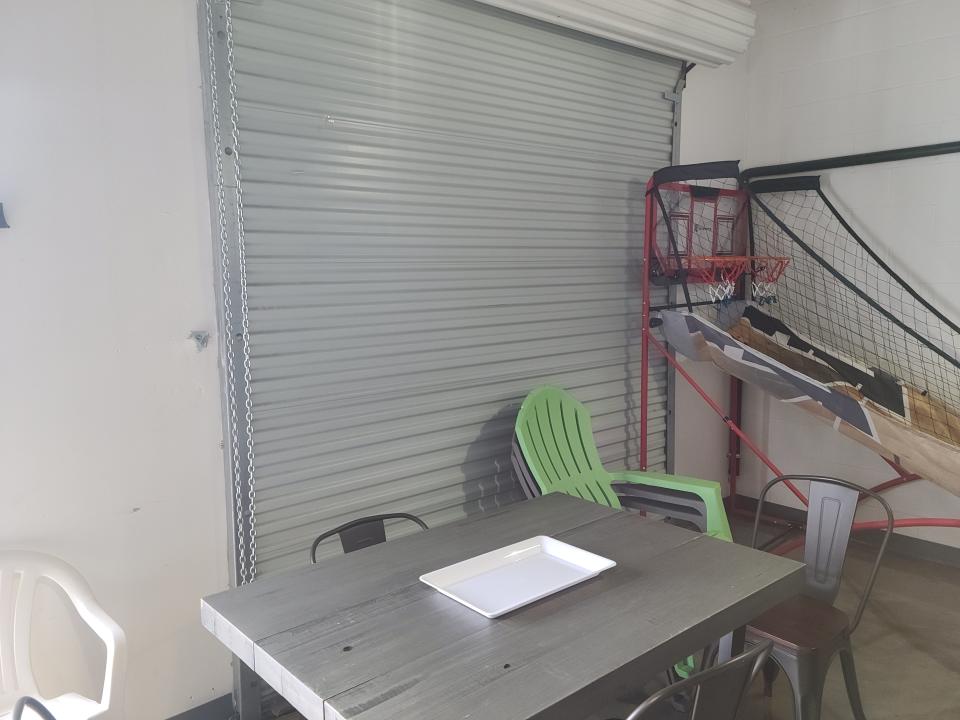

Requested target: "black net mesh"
[{"left": 750, "top": 185, "right": 960, "bottom": 445}]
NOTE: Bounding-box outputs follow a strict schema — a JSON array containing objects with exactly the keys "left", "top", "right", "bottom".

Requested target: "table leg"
[{"left": 234, "top": 656, "right": 262, "bottom": 720}]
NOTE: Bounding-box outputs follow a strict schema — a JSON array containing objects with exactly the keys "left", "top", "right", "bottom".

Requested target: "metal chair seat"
[{"left": 747, "top": 595, "right": 850, "bottom": 652}]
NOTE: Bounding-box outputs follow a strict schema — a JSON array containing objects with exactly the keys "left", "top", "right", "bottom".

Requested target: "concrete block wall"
[{"left": 678, "top": 0, "right": 960, "bottom": 547}]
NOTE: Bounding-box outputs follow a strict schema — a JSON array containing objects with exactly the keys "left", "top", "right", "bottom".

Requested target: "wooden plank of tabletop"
[
  {"left": 321, "top": 514, "right": 803, "bottom": 720},
  {"left": 201, "top": 494, "right": 617, "bottom": 666}
]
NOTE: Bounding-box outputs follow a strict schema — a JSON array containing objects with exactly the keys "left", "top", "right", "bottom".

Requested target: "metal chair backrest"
[
  {"left": 309, "top": 513, "right": 428, "bottom": 562},
  {"left": 625, "top": 641, "right": 772, "bottom": 720},
  {"left": 751, "top": 475, "right": 894, "bottom": 632}
]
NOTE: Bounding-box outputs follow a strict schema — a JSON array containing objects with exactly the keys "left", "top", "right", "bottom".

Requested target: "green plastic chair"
[{"left": 512, "top": 386, "right": 732, "bottom": 542}]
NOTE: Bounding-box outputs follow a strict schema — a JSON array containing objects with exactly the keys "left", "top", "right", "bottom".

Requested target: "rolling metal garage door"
[{"left": 202, "top": 0, "right": 677, "bottom": 581}]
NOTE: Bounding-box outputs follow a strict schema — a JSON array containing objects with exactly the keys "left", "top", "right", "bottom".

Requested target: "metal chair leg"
[
  {"left": 772, "top": 646, "right": 828, "bottom": 720},
  {"left": 839, "top": 645, "right": 869, "bottom": 720},
  {"left": 761, "top": 657, "right": 780, "bottom": 698},
  {"left": 795, "top": 689, "right": 823, "bottom": 720}
]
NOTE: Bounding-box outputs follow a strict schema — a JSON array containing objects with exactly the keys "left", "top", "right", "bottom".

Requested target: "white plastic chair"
[{"left": 0, "top": 551, "right": 125, "bottom": 720}]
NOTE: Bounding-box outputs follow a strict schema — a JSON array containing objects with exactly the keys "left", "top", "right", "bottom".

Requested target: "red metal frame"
[
  {"left": 751, "top": 256, "right": 791, "bottom": 283},
  {"left": 639, "top": 174, "right": 960, "bottom": 549},
  {"left": 658, "top": 255, "right": 789, "bottom": 288}
]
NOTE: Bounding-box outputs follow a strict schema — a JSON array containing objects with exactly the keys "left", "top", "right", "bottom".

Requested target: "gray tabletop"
[{"left": 202, "top": 493, "right": 803, "bottom": 720}]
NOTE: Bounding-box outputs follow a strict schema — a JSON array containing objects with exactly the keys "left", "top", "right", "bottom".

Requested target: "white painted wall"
[
  {"left": 678, "top": 0, "right": 960, "bottom": 546},
  {"left": 0, "top": 1, "right": 233, "bottom": 716}
]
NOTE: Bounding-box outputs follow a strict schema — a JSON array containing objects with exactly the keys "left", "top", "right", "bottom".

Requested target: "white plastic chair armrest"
[
  {"left": 66, "top": 583, "right": 126, "bottom": 712},
  {"left": 1, "top": 551, "right": 127, "bottom": 715},
  {"left": 0, "top": 550, "right": 127, "bottom": 717}
]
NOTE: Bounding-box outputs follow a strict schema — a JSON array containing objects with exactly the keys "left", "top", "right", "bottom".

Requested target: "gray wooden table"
[{"left": 202, "top": 494, "right": 803, "bottom": 720}]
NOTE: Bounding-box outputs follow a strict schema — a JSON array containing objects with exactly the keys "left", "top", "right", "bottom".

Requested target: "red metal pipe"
[
  {"left": 862, "top": 475, "right": 920, "bottom": 499},
  {"left": 857, "top": 458, "right": 920, "bottom": 503},
  {"left": 882, "top": 456, "right": 916, "bottom": 478},
  {"left": 857, "top": 518, "right": 960, "bottom": 531},
  {"left": 769, "top": 518, "right": 960, "bottom": 556},
  {"left": 646, "top": 333, "right": 809, "bottom": 506}
]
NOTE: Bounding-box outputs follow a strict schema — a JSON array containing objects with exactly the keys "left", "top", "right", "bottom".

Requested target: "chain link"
[
  {"left": 205, "top": 0, "right": 256, "bottom": 585},
  {"left": 223, "top": 0, "right": 259, "bottom": 581}
]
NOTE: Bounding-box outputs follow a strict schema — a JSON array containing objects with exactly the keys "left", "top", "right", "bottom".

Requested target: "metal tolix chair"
[{"left": 748, "top": 475, "right": 894, "bottom": 720}]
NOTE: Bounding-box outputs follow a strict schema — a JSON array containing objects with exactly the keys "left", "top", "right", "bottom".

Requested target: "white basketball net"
[
  {"left": 710, "top": 280, "right": 736, "bottom": 303},
  {"left": 753, "top": 280, "right": 777, "bottom": 303}
]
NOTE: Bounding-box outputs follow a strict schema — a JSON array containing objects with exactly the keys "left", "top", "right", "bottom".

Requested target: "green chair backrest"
[{"left": 514, "top": 386, "right": 621, "bottom": 508}]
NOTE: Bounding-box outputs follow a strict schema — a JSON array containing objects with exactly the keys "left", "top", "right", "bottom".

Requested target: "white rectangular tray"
[{"left": 420, "top": 535, "right": 616, "bottom": 618}]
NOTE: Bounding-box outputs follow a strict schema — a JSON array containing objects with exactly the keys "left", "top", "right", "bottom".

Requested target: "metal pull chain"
[{"left": 204, "top": 0, "right": 257, "bottom": 585}]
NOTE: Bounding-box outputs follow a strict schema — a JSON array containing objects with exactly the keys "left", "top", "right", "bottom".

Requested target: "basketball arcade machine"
[{"left": 637, "top": 158, "right": 960, "bottom": 549}]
